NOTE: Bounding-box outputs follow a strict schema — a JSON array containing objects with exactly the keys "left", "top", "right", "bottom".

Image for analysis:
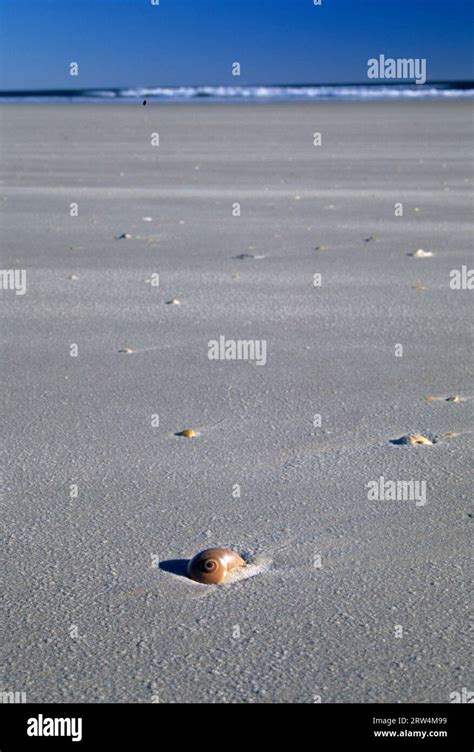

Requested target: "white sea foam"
[
  {"left": 111, "top": 85, "right": 474, "bottom": 101},
  {"left": 2, "top": 84, "right": 473, "bottom": 103}
]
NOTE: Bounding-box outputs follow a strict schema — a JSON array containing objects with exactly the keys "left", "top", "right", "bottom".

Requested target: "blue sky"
[{"left": 0, "top": 0, "right": 472, "bottom": 90}]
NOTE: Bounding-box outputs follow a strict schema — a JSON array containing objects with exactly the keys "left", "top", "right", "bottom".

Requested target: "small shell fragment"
[
  {"left": 180, "top": 428, "right": 197, "bottom": 438},
  {"left": 401, "top": 434, "right": 433, "bottom": 445},
  {"left": 118, "top": 347, "right": 133, "bottom": 354},
  {"left": 166, "top": 298, "right": 180, "bottom": 305},
  {"left": 412, "top": 249, "right": 433, "bottom": 258},
  {"left": 426, "top": 395, "right": 461, "bottom": 403},
  {"left": 233, "top": 253, "right": 265, "bottom": 260}
]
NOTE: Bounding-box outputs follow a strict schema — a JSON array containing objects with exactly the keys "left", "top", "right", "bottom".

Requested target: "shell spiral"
[{"left": 187, "top": 547, "right": 246, "bottom": 585}]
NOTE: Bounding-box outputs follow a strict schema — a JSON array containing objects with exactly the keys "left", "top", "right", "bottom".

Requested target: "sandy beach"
[{"left": 1, "top": 101, "right": 472, "bottom": 703}]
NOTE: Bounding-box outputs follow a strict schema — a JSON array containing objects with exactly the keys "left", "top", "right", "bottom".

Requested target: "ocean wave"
[
  {"left": 91, "top": 85, "right": 474, "bottom": 101},
  {"left": 1, "top": 84, "right": 473, "bottom": 102}
]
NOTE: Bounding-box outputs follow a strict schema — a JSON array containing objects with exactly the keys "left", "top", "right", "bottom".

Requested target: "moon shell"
[{"left": 187, "top": 548, "right": 246, "bottom": 585}]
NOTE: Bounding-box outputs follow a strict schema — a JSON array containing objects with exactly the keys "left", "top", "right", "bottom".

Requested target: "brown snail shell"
[{"left": 187, "top": 548, "right": 246, "bottom": 585}]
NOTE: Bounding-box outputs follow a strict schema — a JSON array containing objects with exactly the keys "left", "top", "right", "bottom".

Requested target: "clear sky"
[{"left": 0, "top": 0, "right": 473, "bottom": 90}]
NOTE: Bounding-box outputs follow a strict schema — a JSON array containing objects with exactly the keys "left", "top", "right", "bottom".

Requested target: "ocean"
[{"left": 1, "top": 82, "right": 473, "bottom": 103}]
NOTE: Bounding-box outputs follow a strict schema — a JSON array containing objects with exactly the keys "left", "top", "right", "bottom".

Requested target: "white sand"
[{"left": 1, "top": 102, "right": 472, "bottom": 702}]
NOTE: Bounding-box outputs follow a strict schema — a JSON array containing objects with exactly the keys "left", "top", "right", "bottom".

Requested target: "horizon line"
[{"left": 1, "top": 79, "right": 473, "bottom": 95}]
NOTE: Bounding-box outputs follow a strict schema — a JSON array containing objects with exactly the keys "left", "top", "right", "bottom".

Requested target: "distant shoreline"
[{"left": 1, "top": 81, "right": 473, "bottom": 103}]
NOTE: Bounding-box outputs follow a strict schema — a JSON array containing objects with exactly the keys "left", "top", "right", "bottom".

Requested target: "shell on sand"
[
  {"left": 402, "top": 434, "right": 433, "bottom": 445},
  {"left": 187, "top": 548, "right": 246, "bottom": 585},
  {"left": 180, "top": 428, "right": 197, "bottom": 438},
  {"left": 118, "top": 347, "right": 133, "bottom": 354},
  {"left": 166, "top": 298, "right": 180, "bottom": 305},
  {"left": 412, "top": 249, "right": 433, "bottom": 258},
  {"left": 426, "top": 395, "right": 461, "bottom": 403}
]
